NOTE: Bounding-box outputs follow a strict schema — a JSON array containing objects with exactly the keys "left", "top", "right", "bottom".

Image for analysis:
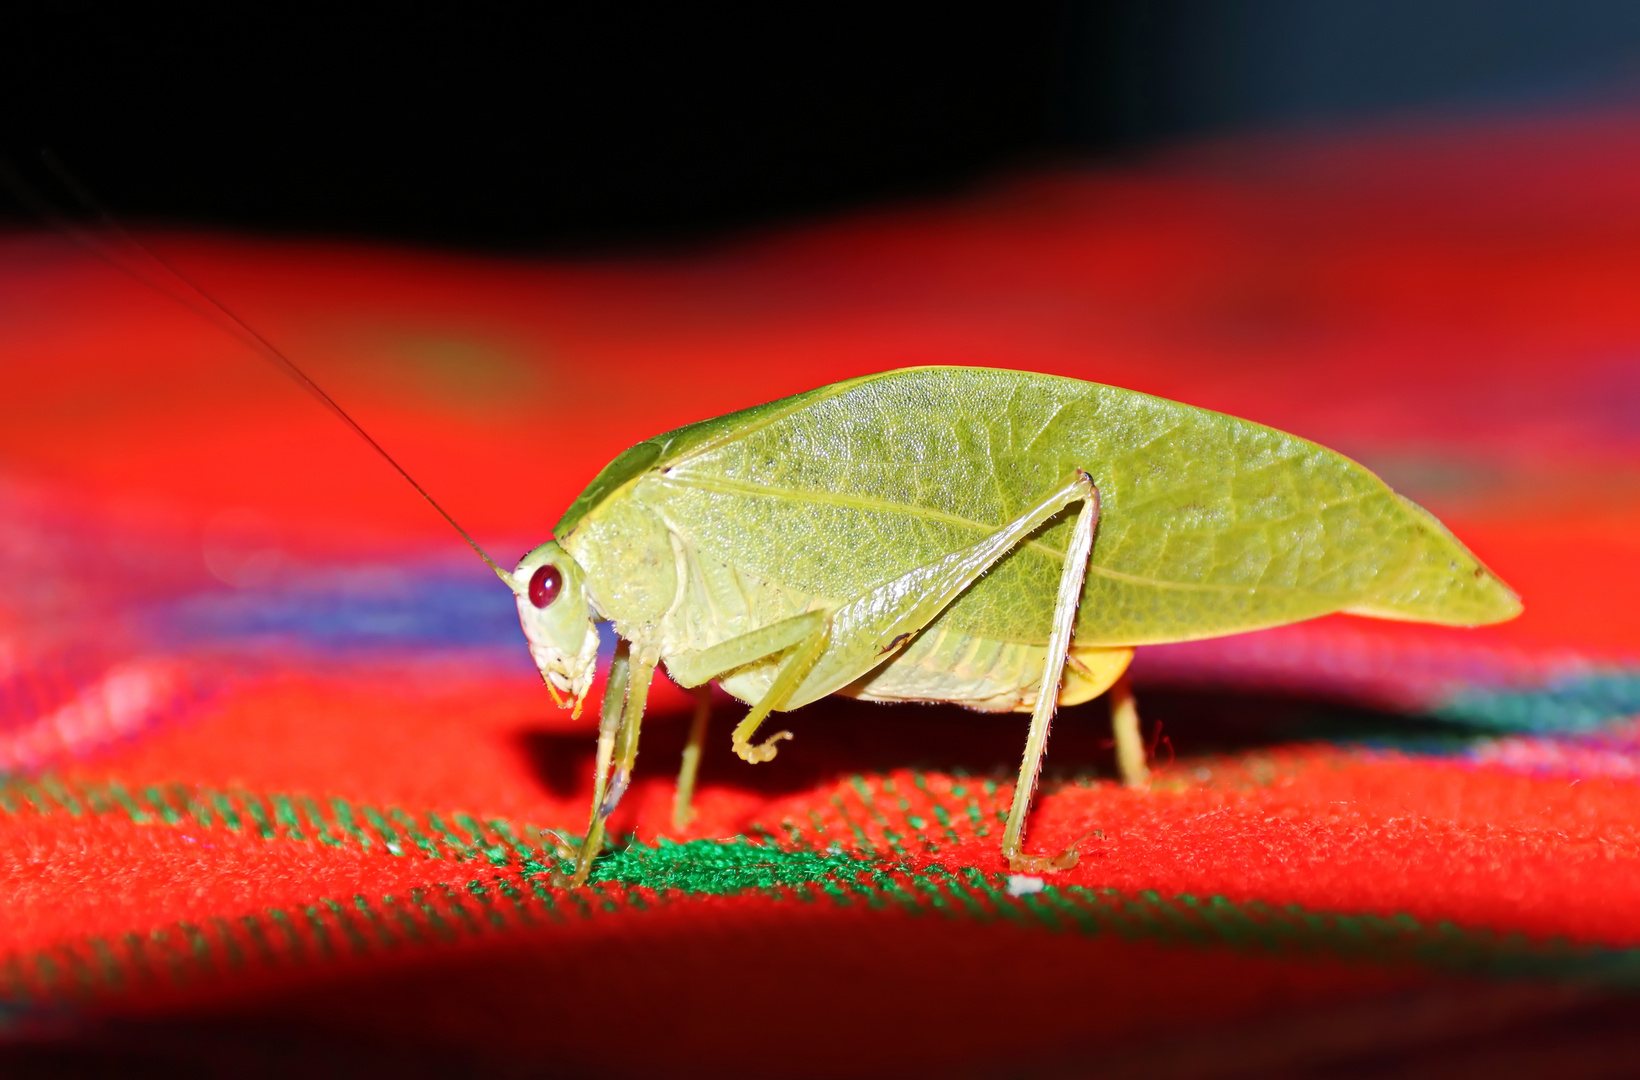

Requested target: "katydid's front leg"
[
  {"left": 556, "top": 643, "right": 657, "bottom": 888},
  {"left": 586, "top": 640, "right": 630, "bottom": 836}
]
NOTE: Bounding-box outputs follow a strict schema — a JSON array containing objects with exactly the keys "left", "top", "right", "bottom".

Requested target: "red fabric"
[{"left": 5, "top": 111, "right": 1640, "bottom": 1074}]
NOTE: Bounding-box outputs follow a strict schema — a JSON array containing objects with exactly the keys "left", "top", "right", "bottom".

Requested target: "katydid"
[
  {"left": 18, "top": 195, "right": 1518, "bottom": 883},
  {"left": 507, "top": 366, "right": 1521, "bottom": 885}
]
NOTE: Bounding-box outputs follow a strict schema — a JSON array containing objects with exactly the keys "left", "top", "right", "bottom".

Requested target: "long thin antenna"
[{"left": 20, "top": 152, "right": 520, "bottom": 593}]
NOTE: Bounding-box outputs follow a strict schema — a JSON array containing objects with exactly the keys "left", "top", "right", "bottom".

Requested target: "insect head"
[{"left": 512, "top": 540, "right": 600, "bottom": 716}]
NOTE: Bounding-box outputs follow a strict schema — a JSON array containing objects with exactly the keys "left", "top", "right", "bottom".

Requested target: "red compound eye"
[{"left": 528, "top": 563, "right": 563, "bottom": 609}]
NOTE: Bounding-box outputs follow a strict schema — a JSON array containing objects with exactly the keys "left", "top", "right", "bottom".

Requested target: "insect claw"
[
  {"left": 1003, "top": 826, "right": 1098, "bottom": 875},
  {"left": 541, "top": 827, "right": 605, "bottom": 889},
  {"left": 1051, "top": 827, "right": 1106, "bottom": 870},
  {"left": 538, "top": 828, "right": 581, "bottom": 863},
  {"left": 734, "top": 730, "right": 792, "bottom": 764}
]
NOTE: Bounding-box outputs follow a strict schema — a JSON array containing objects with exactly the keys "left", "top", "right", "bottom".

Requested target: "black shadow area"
[{"left": 516, "top": 684, "right": 1477, "bottom": 803}]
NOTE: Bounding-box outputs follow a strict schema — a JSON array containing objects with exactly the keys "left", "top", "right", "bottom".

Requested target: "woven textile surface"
[{"left": 4, "top": 114, "right": 1640, "bottom": 1077}]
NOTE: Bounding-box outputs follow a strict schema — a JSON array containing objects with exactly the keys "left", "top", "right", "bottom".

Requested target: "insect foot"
[
  {"left": 734, "top": 730, "right": 793, "bottom": 764},
  {"left": 550, "top": 842, "right": 606, "bottom": 889},
  {"left": 550, "top": 867, "right": 588, "bottom": 890},
  {"left": 542, "top": 828, "right": 600, "bottom": 889},
  {"left": 1004, "top": 848, "right": 1081, "bottom": 875},
  {"left": 1002, "top": 834, "right": 1084, "bottom": 875}
]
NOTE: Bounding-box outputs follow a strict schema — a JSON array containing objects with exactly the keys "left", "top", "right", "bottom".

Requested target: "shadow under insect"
[{"left": 516, "top": 683, "right": 1490, "bottom": 808}]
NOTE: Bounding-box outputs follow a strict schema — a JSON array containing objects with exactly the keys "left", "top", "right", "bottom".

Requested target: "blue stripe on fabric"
[{"left": 1435, "top": 672, "right": 1640, "bottom": 734}]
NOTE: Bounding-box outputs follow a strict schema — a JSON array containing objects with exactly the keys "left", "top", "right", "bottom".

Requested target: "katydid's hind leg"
[
  {"left": 671, "top": 685, "right": 712, "bottom": 831},
  {"left": 671, "top": 472, "right": 1105, "bottom": 775},
  {"left": 1109, "top": 672, "right": 1150, "bottom": 789},
  {"left": 1001, "top": 472, "right": 1101, "bottom": 874}
]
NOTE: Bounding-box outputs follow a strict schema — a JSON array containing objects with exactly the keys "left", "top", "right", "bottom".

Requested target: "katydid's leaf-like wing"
[{"left": 566, "top": 367, "right": 1519, "bottom": 647}]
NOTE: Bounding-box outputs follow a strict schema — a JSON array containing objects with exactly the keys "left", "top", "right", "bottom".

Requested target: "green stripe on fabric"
[
  {"left": 11, "top": 839, "right": 1640, "bottom": 1008},
  {"left": 7, "top": 776, "right": 1640, "bottom": 1003},
  {"left": 585, "top": 838, "right": 869, "bottom": 895},
  {"left": 0, "top": 776, "right": 531, "bottom": 865}
]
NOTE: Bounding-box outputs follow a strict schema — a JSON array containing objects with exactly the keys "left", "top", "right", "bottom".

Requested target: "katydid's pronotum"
[{"left": 513, "top": 366, "right": 1521, "bottom": 884}]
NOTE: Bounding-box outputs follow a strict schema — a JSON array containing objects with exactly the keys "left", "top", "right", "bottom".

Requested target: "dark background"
[{"left": 4, "top": 2, "right": 1640, "bottom": 251}]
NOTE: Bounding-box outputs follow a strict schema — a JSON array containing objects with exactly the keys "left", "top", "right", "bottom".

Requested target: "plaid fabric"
[{"left": 4, "top": 112, "right": 1640, "bottom": 1075}]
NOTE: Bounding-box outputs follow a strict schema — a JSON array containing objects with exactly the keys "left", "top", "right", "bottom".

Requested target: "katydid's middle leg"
[
  {"left": 1109, "top": 673, "right": 1150, "bottom": 789},
  {"left": 671, "top": 685, "right": 712, "bottom": 830},
  {"left": 728, "top": 622, "right": 829, "bottom": 763},
  {"left": 1001, "top": 472, "right": 1100, "bottom": 873},
  {"left": 664, "top": 610, "right": 829, "bottom": 765}
]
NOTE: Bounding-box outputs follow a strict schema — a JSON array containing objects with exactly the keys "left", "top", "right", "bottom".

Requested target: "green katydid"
[
  {"left": 504, "top": 365, "right": 1521, "bottom": 886},
  {"left": 18, "top": 190, "right": 1518, "bottom": 884}
]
